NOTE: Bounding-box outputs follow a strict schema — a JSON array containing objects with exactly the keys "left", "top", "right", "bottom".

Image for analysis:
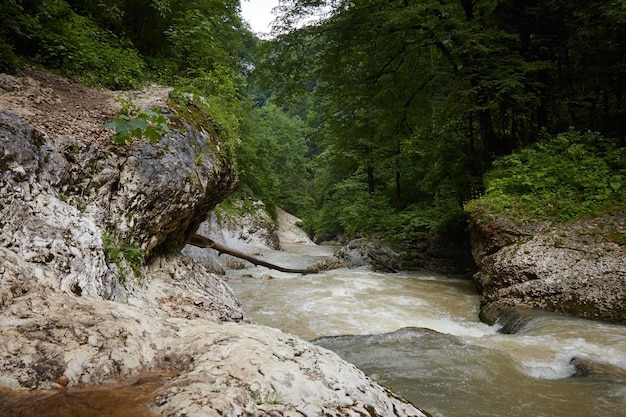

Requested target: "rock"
[
  {"left": 469, "top": 209, "right": 626, "bottom": 324},
  {"left": 0, "top": 258, "right": 426, "bottom": 415},
  {"left": 86, "top": 108, "right": 237, "bottom": 257},
  {"left": 183, "top": 199, "right": 281, "bottom": 272},
  {"left": 308, "top": 238, "right": 401, "bottom": 273},
  {"left": 570, "top": 356, "right": 626, "bottom": 379},
  {"left": 276, "top": 207, "right": 315, "bottom": 245},
  {"left": 310, "top": 233, "right": 476, "bottom": 276},
  {"left": 396, "top": 233, "right": 476, "bottom": 276},
  {"left": 0, "top": 111, "right": 121, "bottom": 300},
  {"left": 0, "top": 78, "right": 428, "bottom": 416}
]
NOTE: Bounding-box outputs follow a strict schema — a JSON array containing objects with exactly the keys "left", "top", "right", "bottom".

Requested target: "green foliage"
[
  {"left": 5, "top": 0, "right": 625, "bottom": 249},
  {"left": 167, "top": 86, "right": 238, "bottom": 160},
  {"left": 466, "top": 131, "right": 626, "bottom": 223},
  {"left": 235, "top": 102, "right": 314, "bottom": 218},
  {"left": 8, "top": 0, "right": 145, "bottom": 89},
  {"left": 608, "top": 230, "right": 626, "bottom": 246},
  {"left": 307, "top": 168, "right": 466, "bottom": 242},
  {"left": 263, "top": 0, "right": 626, "bottom": 242},
  {"left": 169, "top": 64, "right": 243, "bottom": 139},
  {"left": 0, "top": 40, "right": 18, "bottom": 74},
  {"left": 103, "top": 97, "right": 170, "bottom": 144},
  {"left": 1, "top": 0, "right": 252, "bottom": 90},
  {"left": 253, "top": 390, "right": 284, "bottom": 406},
  {"left": 165, "top": 7, "right": 240, "bottom": 75},
  {"left": 103, "top": 233, "right": 145, "bottom": 282}
]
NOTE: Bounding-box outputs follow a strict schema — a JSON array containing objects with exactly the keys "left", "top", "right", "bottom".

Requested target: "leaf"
[
  {"left": 144, "top": 127, "right": 161, "bottom": 143},
  {"left": 610, "top": 181, "right": 622, "bottom": 191},
  {"left": 126, "top": 118, "right": 149, "bottom": 131}
]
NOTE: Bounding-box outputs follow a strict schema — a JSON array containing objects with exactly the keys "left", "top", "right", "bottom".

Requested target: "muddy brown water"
[
  {"left": 227, "top": 243, "right": 626, "bottom": 417},
  {"left": 0, "top": 371, "right": 175, "bottom": 417}
]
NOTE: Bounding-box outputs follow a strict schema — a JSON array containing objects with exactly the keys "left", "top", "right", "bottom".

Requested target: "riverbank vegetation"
[
  {"left": 467, "top": 130, "right": 626, "bottom": 224},
  {"left": 1, "top": 0, "right": 624, "bottom": 244}
]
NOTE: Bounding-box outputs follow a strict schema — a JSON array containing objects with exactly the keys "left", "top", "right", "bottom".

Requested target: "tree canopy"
[
  {"left": 261, "top": 0, "right": 626, "bottom": 240},
  {"left": 1, "top": 0, "right": 624, "bottom": 242}
]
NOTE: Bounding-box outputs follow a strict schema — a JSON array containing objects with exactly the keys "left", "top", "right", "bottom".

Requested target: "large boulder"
[{"left": 468, "top": 208, "right": 626, "bottom": 324}]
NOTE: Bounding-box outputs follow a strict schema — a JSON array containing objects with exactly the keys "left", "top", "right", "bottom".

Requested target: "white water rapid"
[{"left": 226, "top": 243, "right": 626, "bottom": 417}]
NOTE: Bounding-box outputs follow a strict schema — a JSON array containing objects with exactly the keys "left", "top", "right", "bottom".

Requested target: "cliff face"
[
  {"left": 468, "top": 208, "right": 626, "bottom": 324},
  {"left": 0, "top": 71, "right": 427, "bottom": 417}
]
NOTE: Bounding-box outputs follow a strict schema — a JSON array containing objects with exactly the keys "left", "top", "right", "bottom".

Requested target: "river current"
[{"left": 226, "top": 243, "right": 626, "bottom": 417}]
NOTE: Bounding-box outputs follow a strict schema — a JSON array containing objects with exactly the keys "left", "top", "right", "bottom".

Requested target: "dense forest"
[{"left": 1, "top": 0, "right": 625, "bottom": 244}]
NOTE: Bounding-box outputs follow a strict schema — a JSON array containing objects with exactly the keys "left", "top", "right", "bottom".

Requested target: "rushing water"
[{"left": 227, "top": 243, "right": 626, "bottom": 417}]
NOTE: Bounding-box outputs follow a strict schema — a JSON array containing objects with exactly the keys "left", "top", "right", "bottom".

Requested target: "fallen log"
[{"left": 188, "top": 234, "right": 315, "bottom": 274}]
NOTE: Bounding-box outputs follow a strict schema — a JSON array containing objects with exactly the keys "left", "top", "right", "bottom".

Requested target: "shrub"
[
  {"left": 466, "top": 130, "right": 626, "bottom": 223},
  {"left": 10, "top": 0, "right": 144, "bottom": 89},
  {"left": 103, "top": 233, "right": 144, "bottom": 284},
  {"left": 0, "top": 41, "right": 18, "bottom": 74}
]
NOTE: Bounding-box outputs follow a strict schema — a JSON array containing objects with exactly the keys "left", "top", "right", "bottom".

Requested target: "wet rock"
[
  {"left": 0, "top": 253, "right": 426, "bottom": 415},
  {"left": 570, "top": 357, "right": 626, "bottom": 379},
  {"left": 396, "top": 233, "right": 476, "bottom": 276}
]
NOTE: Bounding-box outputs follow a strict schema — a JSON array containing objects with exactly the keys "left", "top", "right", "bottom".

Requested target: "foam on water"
[{"left": 227, "top": 243, "right": 626, "bottom": 417}]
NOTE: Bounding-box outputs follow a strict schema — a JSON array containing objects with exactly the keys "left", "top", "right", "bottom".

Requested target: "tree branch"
[{"left": 188, "top": 234, "right": 316, "bottom": 274}]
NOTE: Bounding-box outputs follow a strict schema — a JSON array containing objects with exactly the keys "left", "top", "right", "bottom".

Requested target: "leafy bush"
[
  {"left": 309, "top": 171, "right": 466, "bottom": 242},
  {"left": 466, "top": 130, "right": 626, "bottom": 223},
  {"left": 42, "top": 12, "right": 144, "bottom": 89},
  {"left": 6, "top": 0, "right": 144, "bottom": 89},
  {"left": 103, "top": 233, "right": 144, "bottom": 283},
  {"left": 0, "top": 41, "right": 18, "bottom": 74},
  {"left": 169, "top": 65, "right": 242, "bottom": 139}
]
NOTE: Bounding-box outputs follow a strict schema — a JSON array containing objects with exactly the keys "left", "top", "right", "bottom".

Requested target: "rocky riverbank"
[
  {"left": 468, "top": 207, "right": 626, "bottom": 324},
  {"left": 0, "top": 69, "right": 428, "bottom": 417}
]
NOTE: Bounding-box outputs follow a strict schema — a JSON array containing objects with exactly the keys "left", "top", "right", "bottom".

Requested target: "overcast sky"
[{"left": 240, "top": 0, "right": 279, "bottom": 35}]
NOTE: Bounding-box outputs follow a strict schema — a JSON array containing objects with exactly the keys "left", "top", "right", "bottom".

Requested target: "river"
[{"left": 226, "top": 243, "right": 626, "bottom": 417}]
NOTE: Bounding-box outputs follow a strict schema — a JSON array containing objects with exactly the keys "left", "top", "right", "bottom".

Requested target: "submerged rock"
[{"left": 570, "top": 356, "right": 626, "bottom": 379}]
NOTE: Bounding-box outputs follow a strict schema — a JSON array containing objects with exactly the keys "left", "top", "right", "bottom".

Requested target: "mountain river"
[{"left": 226, "top": 243, "right": 626, "bottom": 417}]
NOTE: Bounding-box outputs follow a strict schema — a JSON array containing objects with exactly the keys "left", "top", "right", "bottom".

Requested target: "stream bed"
[{"left": 226, "top": 243, "right": 626, "bottom": 417}]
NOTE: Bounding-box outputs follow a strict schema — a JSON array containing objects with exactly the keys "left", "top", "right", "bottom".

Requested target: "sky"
[{"left": 240, "top": 0, "right": 280, "bottom": 35}]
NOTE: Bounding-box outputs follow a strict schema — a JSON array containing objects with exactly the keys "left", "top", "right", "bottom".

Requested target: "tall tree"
[{"left": 264, "top": 0, "right": 626, "bottom": 239}]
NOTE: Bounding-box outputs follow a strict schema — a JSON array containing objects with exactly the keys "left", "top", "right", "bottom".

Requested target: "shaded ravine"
[{"left": 226, "top": 243, "right": 626, "bottom": 417}]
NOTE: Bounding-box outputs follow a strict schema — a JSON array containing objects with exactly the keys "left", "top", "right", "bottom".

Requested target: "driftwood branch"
[{"left": 188, "top": 234, "right": 315, "bottom": 274}]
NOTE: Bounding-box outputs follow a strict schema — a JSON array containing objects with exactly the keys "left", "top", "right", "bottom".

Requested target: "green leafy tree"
[
  {"left": 236, "top": 102, "right": 314, "bottom": 217},
  {"left": 263, "top": 0, "right": 626, "bottom": 240}
]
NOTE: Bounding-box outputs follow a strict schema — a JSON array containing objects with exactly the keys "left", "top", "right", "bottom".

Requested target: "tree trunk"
[
  {"left": 460, "top": 0, "right": 474, "bottom": 21},
  {"left": 188, "top": 234, "right": 315, "bottom": 274}
]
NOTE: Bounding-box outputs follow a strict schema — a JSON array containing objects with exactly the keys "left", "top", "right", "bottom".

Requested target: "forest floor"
[{"left": 0, "top": 66, "right": 170, "bottom": 144}]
